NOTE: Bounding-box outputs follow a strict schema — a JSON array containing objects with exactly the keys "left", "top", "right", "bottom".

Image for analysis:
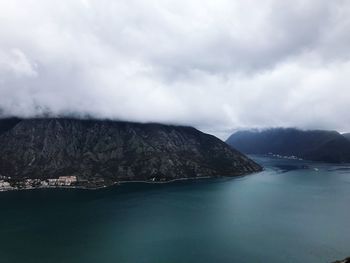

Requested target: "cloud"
[
  {"left": 0, "top": 49, "right": 38, "bottom": 77},
  {"left": 0, "top": 0, "right": 349, "bottom": 139}
]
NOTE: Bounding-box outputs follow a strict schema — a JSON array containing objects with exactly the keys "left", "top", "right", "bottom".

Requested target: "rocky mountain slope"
[
  {"left": 226, "top": 128, "right": 350, "bottom": 163},
  {"left": 0, "top": 118, "right": 261, "bottom": 189}
]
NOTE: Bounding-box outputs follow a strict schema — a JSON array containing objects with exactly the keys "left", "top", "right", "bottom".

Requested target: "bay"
[{"left": 1, "top": 156, "right": 350, "bottom": 263}]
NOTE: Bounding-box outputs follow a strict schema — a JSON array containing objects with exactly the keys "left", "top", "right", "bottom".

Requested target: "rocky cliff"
[{"left": 0, "top": 118, "right": 261, "bottom": 189}]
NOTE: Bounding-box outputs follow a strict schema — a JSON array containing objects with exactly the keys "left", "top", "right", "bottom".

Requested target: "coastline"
[
  {"left": 0, "top": 171, "right": 262, "bottom": 193},
  {"left": 0, "top": 176, "right": 217, "bottom": 192}
]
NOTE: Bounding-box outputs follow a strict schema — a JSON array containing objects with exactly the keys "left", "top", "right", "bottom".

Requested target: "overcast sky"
[{"left": 0, "top": 0, "right": 350, "bottom": 139}]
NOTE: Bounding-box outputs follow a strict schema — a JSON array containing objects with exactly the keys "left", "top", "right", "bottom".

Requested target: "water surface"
[{"left": 1, "top": 156, "right": 350, "bottom": 263}]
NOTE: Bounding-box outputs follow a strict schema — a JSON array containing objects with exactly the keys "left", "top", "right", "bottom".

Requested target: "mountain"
[
  {"left": 0, "top": 118, "right": 261, "bottom": 189},
  {"left": 343, "top": 133, "right": 350, "bottom": 141},
  {"left": 333, "top": 257, "right": 350, "bottom": 263},
  {"left": 0, "top": 117, "right": 21, "bottom": 135},
  {"left": 226, "top": 128, "right": 350, "bottom": 163}
]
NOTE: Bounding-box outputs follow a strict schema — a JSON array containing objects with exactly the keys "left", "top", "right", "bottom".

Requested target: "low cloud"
[{"left": 0, "top": 0, "right": 350, "bottom": 139}]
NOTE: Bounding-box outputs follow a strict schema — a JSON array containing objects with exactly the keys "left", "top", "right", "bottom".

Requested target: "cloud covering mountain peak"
[{"left": 0, "top": 0, "right": 350, "bottom": 138}]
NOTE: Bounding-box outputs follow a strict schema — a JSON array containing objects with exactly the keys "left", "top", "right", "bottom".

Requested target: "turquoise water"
[{"left": 1, "top": 156, "right": 350, "bottom": 263}]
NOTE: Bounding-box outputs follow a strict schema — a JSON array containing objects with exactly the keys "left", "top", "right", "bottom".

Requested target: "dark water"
[{"left": 1, "top": 156, "right": 350, "bottom": 263}]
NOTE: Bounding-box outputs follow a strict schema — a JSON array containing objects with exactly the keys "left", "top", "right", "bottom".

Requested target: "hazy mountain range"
[{"left": 227, "top": 128, "right": 350, "bottom": 163}]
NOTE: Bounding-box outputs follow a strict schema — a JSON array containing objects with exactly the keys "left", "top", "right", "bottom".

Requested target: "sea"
[{"left": 0, "top": 156, "right": 349, "bottom": 263}]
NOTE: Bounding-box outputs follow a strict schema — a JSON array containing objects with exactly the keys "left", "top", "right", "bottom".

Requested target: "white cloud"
[
  {"left": 0, "top": 0, "right": 349, "bottom": 139},
  {"left": 0, "top": 49, "right": 37, "bottom": 77}
]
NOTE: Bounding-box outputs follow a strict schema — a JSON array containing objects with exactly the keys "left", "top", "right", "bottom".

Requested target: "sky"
[{"left": 0, "top": 0, "right": 350, "bottom": 139}]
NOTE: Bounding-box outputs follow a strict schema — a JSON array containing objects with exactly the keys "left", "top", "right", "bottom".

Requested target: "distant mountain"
[
  {"left": 226, "top": 128, "right": 350, "bottom": 163},
  {"left": 0, "top": 118, "right": 261, "bottom": 190},
  {"left": 333, "top": 257, "right": 350, "bottom": 263}
]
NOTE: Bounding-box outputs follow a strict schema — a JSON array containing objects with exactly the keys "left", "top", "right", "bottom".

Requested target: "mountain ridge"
[
  {"left": 0, "top": 118, "right": 262, "bottom": 190},
  {"left": 226, "top": 128, "right": 350, "bottom": 163}
]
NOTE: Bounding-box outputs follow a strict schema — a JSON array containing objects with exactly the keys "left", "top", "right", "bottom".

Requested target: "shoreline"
[{"left": 0, "top": 171, "right": 262, "bottom": 193}]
